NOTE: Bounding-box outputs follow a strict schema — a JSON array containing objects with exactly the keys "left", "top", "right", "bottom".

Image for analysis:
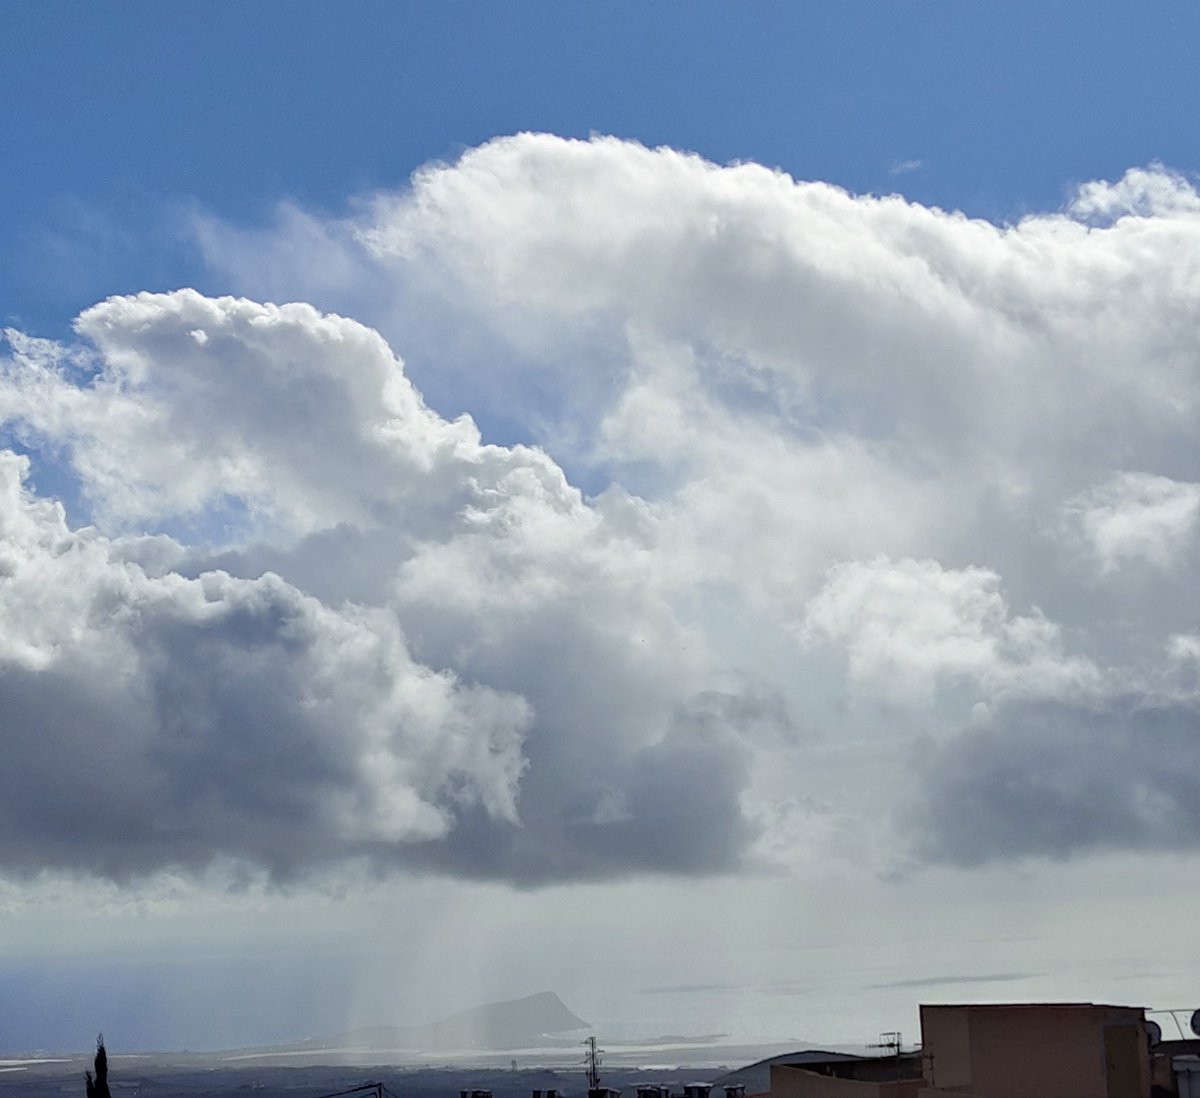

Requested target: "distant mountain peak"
[
  {"left": 420, "top": 990, "right": 589, "bottom": 1047},
  {"left": 320, "top": 991, "right": 589, "bottom": 1052},
  {"left": 457, "top": 991, "right": 586, "bottom": 1026}
]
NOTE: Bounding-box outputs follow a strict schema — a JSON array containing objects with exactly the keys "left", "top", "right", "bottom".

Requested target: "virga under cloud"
[{"left": 5, "top": 135, "right": 1200, "bottom": 889}]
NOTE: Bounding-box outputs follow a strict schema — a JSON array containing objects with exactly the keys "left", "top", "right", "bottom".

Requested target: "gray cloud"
[
  {"left": 0, "top": 498, "right": 531, "bottom": 882},
  {"left": 908, "top": 697, "right": 1200, "bottom": 866},
  {"left": 639, "top": 983, "right": 741, "bottom": 996},
  {"left": 866, "top": 973, "right": 1037, "bottom": 991}
]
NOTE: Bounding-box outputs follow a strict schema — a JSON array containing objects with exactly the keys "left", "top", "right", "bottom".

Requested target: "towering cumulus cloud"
[
  {"left": 7, "top": 135, "right": 1200, "bottom": 887},
  {"left": 0, "top": 292, "right": 754, "bottom": 884}
]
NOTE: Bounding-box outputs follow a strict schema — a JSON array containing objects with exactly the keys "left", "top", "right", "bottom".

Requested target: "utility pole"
[{"left": 585, "top": 1036, "right": 602, "bottom": 1091}]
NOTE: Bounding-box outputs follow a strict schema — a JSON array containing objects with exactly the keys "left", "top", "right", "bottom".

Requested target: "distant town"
[{"left": 2, "top": 994, "right": 1197, "bottom": 1098}]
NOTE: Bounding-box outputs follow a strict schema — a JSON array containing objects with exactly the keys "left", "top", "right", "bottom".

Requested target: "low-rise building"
[
  {"left": 919, "top": 1001, "right": 1150, "bottom": 1098},
  {"left": 754, "top": 1001, "right": 1154, "bottom": 1098}
]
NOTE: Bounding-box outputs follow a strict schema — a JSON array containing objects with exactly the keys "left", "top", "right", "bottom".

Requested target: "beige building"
[
  {"left": 919, "top": 1002, "right": 1150, "bottom": 1098},
  {"left": 765, "top": 1056, "right": 922, "bottom": 1098},
  {"left": 756, "top": 1001, "right": 1152, "bottom": 1098}
]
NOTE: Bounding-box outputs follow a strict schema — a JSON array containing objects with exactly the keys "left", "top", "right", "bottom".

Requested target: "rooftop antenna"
[
  {"left": 870, "top": 1031, "right": 903, "bottom": 1054},
  {"left": 585, "top": 1036, "right": 603, "bottom": 1091},
  {"left": 868, "top": 1031, "right": 904, "bottom": 1079}
]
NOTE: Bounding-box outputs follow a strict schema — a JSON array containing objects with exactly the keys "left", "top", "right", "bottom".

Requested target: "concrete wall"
[
  {"left": 767, "top": 1065, "right": 921, "bottom": 1098},
  {"left": 919, "top": 1003, "right": 1150, "bottom": 1098},
  {"left": 920, "top": 1007, "right": 970, "bottom": 1090}
]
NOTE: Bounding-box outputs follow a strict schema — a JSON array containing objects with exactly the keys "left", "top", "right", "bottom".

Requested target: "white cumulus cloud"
[
  {"left": 1059, "top": 471, "right": 1200, "bottom": 573},
  {"left": 799, "top": 557, "right": 1098, "bottom": 706},
  {"left": 11, "top": 137, "right": 1200, "bottom": 883},
  {"left": 0, "top": 291, "right": 763, "bottom": 886}
]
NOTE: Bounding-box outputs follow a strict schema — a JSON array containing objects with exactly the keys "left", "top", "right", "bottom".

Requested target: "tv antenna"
[
  {"left": 870, "top": 1031, "right": 903, "bottom": 1055},
  {"left": 869, "top": 1032, "right": 905, "bottom": 1079}
]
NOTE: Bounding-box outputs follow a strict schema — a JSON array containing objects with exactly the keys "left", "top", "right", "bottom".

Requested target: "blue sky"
[
  {"left": 8, "top": 3, "right": 1200, "bottom": 338},
  {"left": 8, "top": 3, "right": 1200, "bottom": 1055}
]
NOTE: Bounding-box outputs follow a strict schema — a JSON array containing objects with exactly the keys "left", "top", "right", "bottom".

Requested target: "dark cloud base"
[{"left": 909, "top": 698, "right": 1200, "bottom": 866}]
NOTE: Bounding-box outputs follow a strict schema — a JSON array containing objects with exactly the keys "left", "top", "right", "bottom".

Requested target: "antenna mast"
[
  {"left": 585, "top": 1036, "right": 603, "bottom": 1090},
  {"left": 868, "top": 1032, "right": 904, "bottom": 1080}
]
